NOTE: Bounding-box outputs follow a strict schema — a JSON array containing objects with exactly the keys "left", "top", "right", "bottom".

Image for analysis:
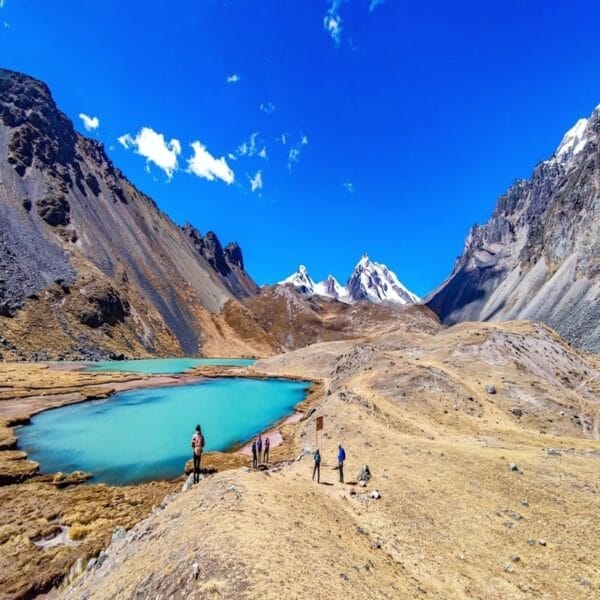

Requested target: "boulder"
[{"left": 357, "top": 464, "right": 371, "bottom": 482}]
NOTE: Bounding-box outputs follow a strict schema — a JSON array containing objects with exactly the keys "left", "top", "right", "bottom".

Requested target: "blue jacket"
[{"left": 338, "top": 447, "right": 346, "bottom": 462}]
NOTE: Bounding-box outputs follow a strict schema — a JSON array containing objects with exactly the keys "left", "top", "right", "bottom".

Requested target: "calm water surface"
[
  {"left": 19, "top": 378, "right": 309, "bottom": 485},
  {"left": 85, "top": 357, "right": 255, "bottom": 374}
]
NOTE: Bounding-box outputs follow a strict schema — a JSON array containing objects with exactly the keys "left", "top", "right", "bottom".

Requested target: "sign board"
[{"left": 316, "top": 416, "right": 324, "bottom": 431}]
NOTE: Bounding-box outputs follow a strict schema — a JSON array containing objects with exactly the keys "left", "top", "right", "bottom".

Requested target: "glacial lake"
[
  {"left": 19, "top": 378, "right": 309, "bottom": 485},
  {"left": 85, "top": 357, "right": 256, "bottom": 374}
]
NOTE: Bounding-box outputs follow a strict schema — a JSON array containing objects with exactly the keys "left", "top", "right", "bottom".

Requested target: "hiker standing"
[
  {"left": 263, "top": 436, "right": 270, "bottom": 463},
  {"left": 251, "top": 438, "right": 258, "bottom": 469},
  {"left": 191, "top": 425, "right": 204, "bottom": 484},
  {"left": 312, "top": 447, "right": 321, "bottom": 483},
  {"left": 337, "top": 444, "right": 346, "bottom": 483},
  {"left": 257, "top": 435, "right": 263, "bottom": 465}
]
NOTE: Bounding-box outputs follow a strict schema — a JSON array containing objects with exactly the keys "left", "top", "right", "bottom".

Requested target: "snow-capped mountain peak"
[
  {"left": 278, "top": 256, "right": 419, "bottom": 305},
  {"left": 313, "top": 274, "right": 348, "bottom": 302},
  {"left": 347, "top": 255, "right": 420, "bottom": 305},
  {"left": 279, "top": 265, "right": 315, "bottom": 294},
  {"left": 555, "top": 117, "right": 590, "bottom": 160}
]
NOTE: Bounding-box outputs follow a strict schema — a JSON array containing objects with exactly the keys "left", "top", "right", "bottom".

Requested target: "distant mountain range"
[
  {"left": 279, "top": 255, "right": 420, "bottom": 305},
  {"left": 0, "top": 67, "right": 598, "bottom": 357},
  {"left": 427, "top": 103, "right": 600, "bottom": 352}
]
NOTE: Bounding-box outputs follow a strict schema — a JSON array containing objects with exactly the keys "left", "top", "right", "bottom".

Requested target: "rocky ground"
[{"left": 56, "top": 316, "right": 600, "bottom": 599}]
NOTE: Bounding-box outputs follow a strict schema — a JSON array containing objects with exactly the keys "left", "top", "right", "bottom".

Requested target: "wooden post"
[{"left": 316, "top": 416, "right": 324, "bottom": 462}]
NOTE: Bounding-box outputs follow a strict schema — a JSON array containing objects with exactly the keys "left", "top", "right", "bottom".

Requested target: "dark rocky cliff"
[
  {"left": 427, "top": 105, "right": 600, "bottom": 352},
  {"left": 0, "top": 69, "right": 259, "bottom": 359}
]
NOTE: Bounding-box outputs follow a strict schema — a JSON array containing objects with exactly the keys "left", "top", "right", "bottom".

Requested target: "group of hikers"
[
  {"left": 191, "top": 424, "right": 347, "bottom": 485},
  {"left": 250, "top": 434, "right": 270, "bottom": 469},
  {"left": 312, "top": 444, "right": 346, "bottom": 484}
]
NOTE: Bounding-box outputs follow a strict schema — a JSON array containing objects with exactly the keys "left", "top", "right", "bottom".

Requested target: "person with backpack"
[
  {"left": 263, "top": 436, "right": 270, "bottom": 464},
  {"left": 251, "top": 438, "right": 258, "bottom": 469},
  {"left": 337, "top": 444, "right": 346, "bottom": 484},
  {"left": 191, "top": 424, "right": 204, "bottom": 484},
  {"left": 256, "top": 435, "right": 263, "bottom": 465},
  {"left": 312, "top": 447, "right": 321, "bottom": 483}
]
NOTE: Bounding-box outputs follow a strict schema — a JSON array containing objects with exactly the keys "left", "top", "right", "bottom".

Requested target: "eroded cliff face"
[
  {"left": 0, "top": 69, "right": 260, "bottom": 359},
  {"left": 427, "top": 105, "right": 600, "bottom": 352}
]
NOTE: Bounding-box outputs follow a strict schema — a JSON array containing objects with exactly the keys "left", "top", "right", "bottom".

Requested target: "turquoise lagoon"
[
  {"left": 85, "top": 357, "right": 256, "bottom": 374},
  {"left": 19, "top": 378, "right": 309, "bottom": 485}
]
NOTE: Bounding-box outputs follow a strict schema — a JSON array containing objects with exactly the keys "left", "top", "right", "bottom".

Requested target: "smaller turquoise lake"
[
  {"left": 85, "top": 357, "right": 256, "bottom": 374},
  {"left": 19, "top": 378, "right": 309, "bottom": 485}
]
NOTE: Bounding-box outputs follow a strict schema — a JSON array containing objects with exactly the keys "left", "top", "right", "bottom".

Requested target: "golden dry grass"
[{"left": 64, "top": 320, "right": 600, "bottom": 599}]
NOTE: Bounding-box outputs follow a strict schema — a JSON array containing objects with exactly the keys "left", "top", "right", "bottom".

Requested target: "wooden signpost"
[{"left": 315, "top": 415, "right": 324, "bottom": 458}]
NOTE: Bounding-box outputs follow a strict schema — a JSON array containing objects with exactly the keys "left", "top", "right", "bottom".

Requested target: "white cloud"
[
  {"left": 118, "top": 127, "right": 181, "bottom": 180},
  {"left": 343, "top": 181, "right": 355, "bottom": 194},
  {"left": 287, "top": 134, "right": 309, "bottom": 171},
  {"left": 369, "top": 0, "right": 385, "bottom": 11},
  {"left": 237, "top": 131, "right": 263, "bottom": 158},
  {"left": 324, "top": 1, "right": 343, "bottom": 46},
  {"left": 259, "top": 101, "right": 276, "bottom": 114},
  {"left": 258, "top": 147, "right": 268, "bottom": 159},
  {"left": 227, "top": 73, "right": 240, "bottom": 84},
  {"left": 249, "top": 170, "right": 263, "bottom": 192},
  {"left": 78, "top": 113, "right": 100, "bottom": 131},
  {"left": 187, "top": 141, "right": 234, "bottom": 184},
  {"left": 278, "top": 133, "right": 287, "bottom": 145},
  {"left": 288, "top": 148, "right": 300, "bottom": 172}
]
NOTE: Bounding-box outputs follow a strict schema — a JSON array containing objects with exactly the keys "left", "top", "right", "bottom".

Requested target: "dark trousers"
[
  {"left": 193, "top": 454, "right": 201, "bottom": 483},
  {"left": 312, "top": 462, "right": 320, "bottom": 483},
  {"left": 252, "top": 453, "right": 257, "bottom": 469},
  {"left": 264, "top": 449, "right": 269, "bottom": 463},
  {"left": 339, "top": 461, "right": 344, "bottom": 483}
]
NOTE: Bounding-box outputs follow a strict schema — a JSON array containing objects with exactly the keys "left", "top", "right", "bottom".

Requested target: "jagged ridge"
[{"left": 426, "top": 103, "right": 600, "bottom": 351}]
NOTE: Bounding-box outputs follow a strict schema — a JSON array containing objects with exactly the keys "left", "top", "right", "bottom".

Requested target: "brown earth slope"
[{"left": 64, "top": 318, "right": 600, "bottom": 599}]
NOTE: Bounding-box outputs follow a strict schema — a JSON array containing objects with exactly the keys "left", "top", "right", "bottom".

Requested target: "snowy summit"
[{"left": 278, "top": 255, "right": 420, "bottom": 305}]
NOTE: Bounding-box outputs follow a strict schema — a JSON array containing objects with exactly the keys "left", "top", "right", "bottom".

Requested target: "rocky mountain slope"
[
  {"left": 427, "top": 104, "right": 600, "bottom": 352},
  {"left": 280, "top": 255, "right": 420, "bottom": 305},
  {"left": 0, "top": 69, "right": 263, "bottom": 359},
  {"left": 243, "top": 284, "right": 436, "bottom": 350}
]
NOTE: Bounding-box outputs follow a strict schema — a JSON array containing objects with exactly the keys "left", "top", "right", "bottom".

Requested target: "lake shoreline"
[
  {"left": 1, "top": 363, "right": 319, "bottom": 484},
  {"left": 0, "top": 360, "right": 323, "bottom": 598}
]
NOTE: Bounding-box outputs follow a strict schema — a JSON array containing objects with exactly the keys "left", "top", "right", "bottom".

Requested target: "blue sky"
[{"left": 1, "top": 1, "right": 600, "bottom": 295}]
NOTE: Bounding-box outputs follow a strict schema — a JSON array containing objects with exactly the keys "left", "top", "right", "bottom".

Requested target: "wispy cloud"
[
  {"left": 249, "top": 170, "right": 263, "bottom": 192},
  {"left": 288, "top": 148, "right": 300, "bottom": 171},
  {"left": 227, "top": 73, "right": 240, "bottom": 84},
  {"left": 278, "top": 133, "right": 287, "bottom": 145},
  {"left": 187, "top": 141, "right": 235, "bottom": 184},
  {"left": 343, "top": 181, "right": 355, "bottom": 194},
  {"left": 237, "top": 132, "right": 268, "bottom": 160},
  {"left": 369, "top": 0, "right": 385, "bottom": 11},
  {"left": 287, "top": 134, "right": 309, "bottom": 172},
  {"left": 238, "top": 132, "right": 259, "bottom": 157},
  {"left": 323, "top": 1, "right": 343, "bottom": 46},
  {"left": 118, "top": 127, "right": 181, "bottom": 180},
  {"left": 259, "top": 101, "right": 276, "bottom": 114},
  {"left": 78, "top": 113, "right": 100, "bottom": 131}
]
